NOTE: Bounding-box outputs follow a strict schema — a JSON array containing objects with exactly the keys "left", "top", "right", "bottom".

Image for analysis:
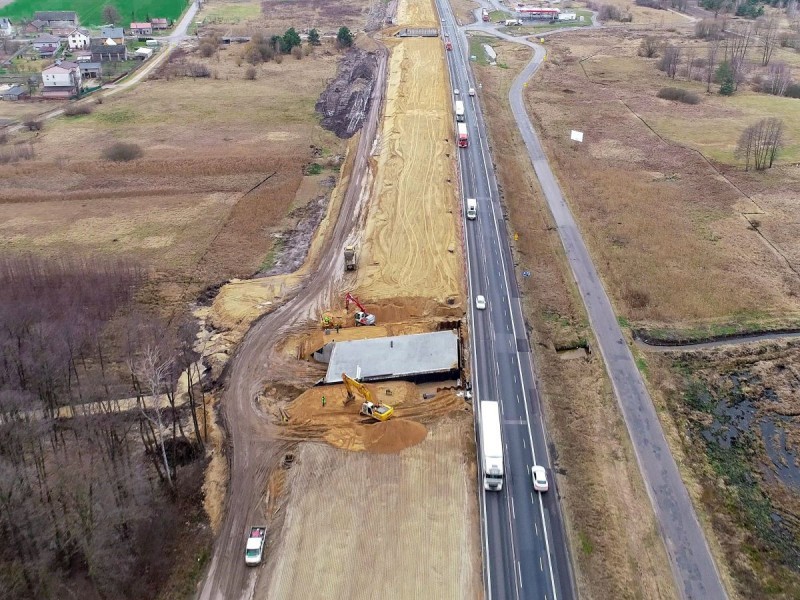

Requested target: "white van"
[{"left": 466, "top": 198, "right": 477, "bottom": 220}]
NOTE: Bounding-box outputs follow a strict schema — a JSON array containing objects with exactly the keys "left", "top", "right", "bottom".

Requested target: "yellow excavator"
[{"left": 341, "top": 373, "right": 394, "bottom": 422}]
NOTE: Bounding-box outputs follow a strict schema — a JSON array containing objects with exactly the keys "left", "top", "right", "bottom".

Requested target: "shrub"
[
  {"left": 589, "top": 2, "right": 632, "bottom": 21},
  {"left": 23, "top": 119, "right": 42, "bottom": 131},
  {"left": 185, "top": 61, "right": 211, "bottom": 77},
  {"left": 103, "top": 142, "right": 143, "bottom": 162},
  {"left": 786, "top": 83, "right": 800, "bottom": 98},
  {"left": 63, "top": 104, "right": 93, "bottom": 116},
  {"left": 291, "top": 46, "right": 303, "bottom": 60},
  {"left": 0, "top": 144, "right": 34, "bottom": 164},
  {"left": 638, "top": 36, "right": 660, "bottom": 58},
  {"left": 0, "top": 133, "right": 7, "bottom": 145},
  {"left": 198, "top": 42, "right": 216, "bottom": 58},
  {"left": 657, "top": 87, "right": 701, "bottom": 103},
  {"left": 244, "top": 66, "right": 257, "bottom": 80},
  {"left": 274, "top": 52, "right": 283, "bottom": 64},
  {"left": 695, "top": 18, "right": 723, "bottom": 39},
  {"left": 636, "top": 0, "right": 666, "bottom": 8},
  {"left": 336, "top": 26, "right": 354, "bottom": 48}
]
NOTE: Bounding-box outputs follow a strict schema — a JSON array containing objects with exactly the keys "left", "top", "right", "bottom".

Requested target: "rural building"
[
  {"left": 23, "top": 19, "right": 47, "bottom": 34},
  {"left": 100, "top": 26, "right": 125, "bottom": 43},
  {"left": 34, "top": 11, "right": 78, "bottom": 35},
  {"left": 1, "top": 85, "right": 28, "bottom": 101},
  {"left": 90, "top": 39, "right": 128, "bottom": 62},
  {"left": 319, "top": 330, "right": 460, "bottom": 384},
  {"left": 78, "top": 62, "right": 102, "bottom": 79},
  {"left": 134, "top": 47, "right": 153, "bottom": 60},
  {"left": 41, "top": 61, "right": 82, "bottom": 98},
  {"left": 32, "top": 34, "right": 62, "bottom": 57},
  {"left": 0, "top": 17, "right": 14, "bottom": 37},
  {"left": 150, "top": 18, "right": 170, "bottom": 30},
  {"left": 130, "top": 22, "right": 152, "bottom": 35},
  {"left": 66, "top": 28, "right": 91, "bottom": 49}
]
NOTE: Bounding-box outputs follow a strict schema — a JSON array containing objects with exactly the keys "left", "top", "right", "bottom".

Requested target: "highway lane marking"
[
  {"left": 541, "top": 556, "right": 544, "bottom": 571},
  {"left": 480, "top": 100, "right": 562, "bottom": 600},
  {"left": 511, "top": 496, "right": 515, "bottom": 520},
  {"left": 517, "top": 561, "right": 523, "bottom": 589}
]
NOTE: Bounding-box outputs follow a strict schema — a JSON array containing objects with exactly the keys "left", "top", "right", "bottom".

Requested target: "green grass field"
[{"left": 0, "top": 0, "right": 188, "bottom": 26}]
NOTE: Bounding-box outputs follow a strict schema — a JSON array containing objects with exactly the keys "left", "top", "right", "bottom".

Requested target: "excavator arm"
[{"left": 342, "top": 372, "right": 373, "bottom": 405}]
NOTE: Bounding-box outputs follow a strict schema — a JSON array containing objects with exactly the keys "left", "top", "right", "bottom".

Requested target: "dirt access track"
[{"left": 199, "top": 0, "right": 479, "bottom": 597}]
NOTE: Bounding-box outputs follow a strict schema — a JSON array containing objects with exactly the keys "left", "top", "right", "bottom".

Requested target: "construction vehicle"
[
  {"left": 342, "top": 372, "right": 394, "bottom": 421},
  {"left": 345, "top": 292, "right": 376, "bottom": 326},
  {"left": 344, "top": 245, "right": 357, "bottom": 271}
]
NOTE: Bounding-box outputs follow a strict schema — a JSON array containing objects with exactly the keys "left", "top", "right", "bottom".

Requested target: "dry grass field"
[
  {"left": 526, "top": 28, "right": 800, "bottom": 328},
  {"left": 471, "top": 35, "right": 679, "bottom": 600},
  {"left": 0, "top": 43, "right": 344, "bottom": 315},
  {"left": 522, "top": 24, "right": 800, "bottom": 598}
]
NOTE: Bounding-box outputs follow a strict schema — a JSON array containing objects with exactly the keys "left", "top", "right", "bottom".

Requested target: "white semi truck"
[
  {"left": 480, "top": 400, "right": 504, "bottom": 491},
  {"left": 455, "top": 100, "right": 465, "bottom": 122}
]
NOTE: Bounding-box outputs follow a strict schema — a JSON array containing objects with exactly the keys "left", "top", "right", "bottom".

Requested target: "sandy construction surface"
[
  {"left": 356, "top": 30, "right": 462, "bottom": 309},
  {"left": 264, "top": 415, "right": 480, "bottom": 600}
]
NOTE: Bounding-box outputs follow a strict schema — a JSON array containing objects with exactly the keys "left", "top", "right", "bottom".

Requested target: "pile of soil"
[{"left": 315, "top": 47, "right": 378, "bottom": 138}]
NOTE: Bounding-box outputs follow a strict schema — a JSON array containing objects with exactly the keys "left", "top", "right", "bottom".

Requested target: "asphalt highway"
[
  {"left": 461, "top": 15, "right": 728, "bottom": 600},
  {"left": 436, "top": 3, "right": 576, "bottom": 599}
]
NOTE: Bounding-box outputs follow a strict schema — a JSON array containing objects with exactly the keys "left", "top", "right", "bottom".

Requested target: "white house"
[
  {"left": 66, "top": 28, "right": 91, "bottom": 49},
  {"left": 41, "top": 61, "right": 82, "bottom": 98},
  {"left": 0, "top": 17, "right": 14, "bottom": 37}
]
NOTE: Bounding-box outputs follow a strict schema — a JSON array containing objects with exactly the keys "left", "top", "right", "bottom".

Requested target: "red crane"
[{"left": 344, "top": 292, "right": 366, "bottom": 312}]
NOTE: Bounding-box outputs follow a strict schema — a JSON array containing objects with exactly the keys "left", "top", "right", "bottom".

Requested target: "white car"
[
  {"left": 469, "top": 87, "right": 476, "bottom": 96},
  {"left": 532, "top": 465, "right": 549, "bottom": 492},
  {"left": 245, "top": 526, "right": 267, "bottom": 566},
  {"left": 454, "top": 88, "right": 460, "bottom": 96},
  {"left": 475, "top": 295, "right": 486, "bottom": 310}
]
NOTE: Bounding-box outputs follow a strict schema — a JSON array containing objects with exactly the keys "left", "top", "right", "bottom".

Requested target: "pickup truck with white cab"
[{"left": 245, "top": 526, "right": 267, "bottom": 566}]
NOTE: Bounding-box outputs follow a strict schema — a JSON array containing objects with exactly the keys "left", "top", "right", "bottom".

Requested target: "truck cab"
[{"left": 466, "top": 198, "right": 477, "bottom": 220}]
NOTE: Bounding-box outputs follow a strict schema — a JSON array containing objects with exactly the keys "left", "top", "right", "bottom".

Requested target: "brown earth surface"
[
  {"left": 262, "top": 415, "right": 481, "bottom": 600},
  {"left": 355, "top": 35, "right": 463, "bottom": 311}
]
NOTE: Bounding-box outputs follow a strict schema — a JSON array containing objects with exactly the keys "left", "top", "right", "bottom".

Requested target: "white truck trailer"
[
  {"left": 480, "top": 400, "right": 504, "bottom": 491},
  {"left": 455, "top": 100, "right": 465, "bottom": 122}
]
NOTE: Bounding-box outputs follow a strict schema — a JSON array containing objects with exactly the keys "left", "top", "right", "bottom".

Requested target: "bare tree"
[
  {"left": 131, "top": 346, "right": 175, "bottom": 490},
  {"left": 736, "top": 118, "right": 785, "bottom": 170},
  {"left": 659, "top": 45, "right": 682, "bottom": 78},
  {"left": 727, "top": 21, "right": 753, "bottom": 89},
  {"left": 685, "top": 46, "right": 697, "bottom": 81},
  {"left": 761, "top": 16, "right": 779, "bottom": 66},
  {"left": 763, "top": 62, "right": 792, "bottom": 96}
]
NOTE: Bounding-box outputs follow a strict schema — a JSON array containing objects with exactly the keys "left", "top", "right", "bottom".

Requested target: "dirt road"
[{"left": 197, "top": 44, "right": 389, "bottom": 600}]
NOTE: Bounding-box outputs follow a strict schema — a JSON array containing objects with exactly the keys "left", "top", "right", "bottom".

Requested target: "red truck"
[
  {"left": 457, "top": 123, "right": 468, "bottom": 148},
  {"left": 482, "top": 8, "right": 490, "bottom": 21},
  {"left": 445, "top": 39, "right": 452, "bottom": 50}
]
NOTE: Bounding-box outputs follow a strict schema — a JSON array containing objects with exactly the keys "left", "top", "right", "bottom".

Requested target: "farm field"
[
  {"left": 0, "top": 0, "right": 188, "bottom": 26},
  {"left": 0, "top": 39, "right": 345, "bottom": 320}
]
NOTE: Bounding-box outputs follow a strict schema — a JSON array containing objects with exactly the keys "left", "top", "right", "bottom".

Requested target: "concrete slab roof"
[{"left": 324, "top": 330, "right": 459, "bottom": 384}]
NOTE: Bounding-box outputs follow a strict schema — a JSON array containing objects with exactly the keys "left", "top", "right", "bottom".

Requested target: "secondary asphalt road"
[
  {"left": 438, "top": 2, "right": 576, "bottom": 599},
  {"left": 465, "top": 17, "right": 728, "bottom": 600}
]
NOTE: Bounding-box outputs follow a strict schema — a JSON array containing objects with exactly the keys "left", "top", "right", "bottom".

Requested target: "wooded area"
[{"left": 0, "top": 256, "right": 209, "bottom": 599}]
